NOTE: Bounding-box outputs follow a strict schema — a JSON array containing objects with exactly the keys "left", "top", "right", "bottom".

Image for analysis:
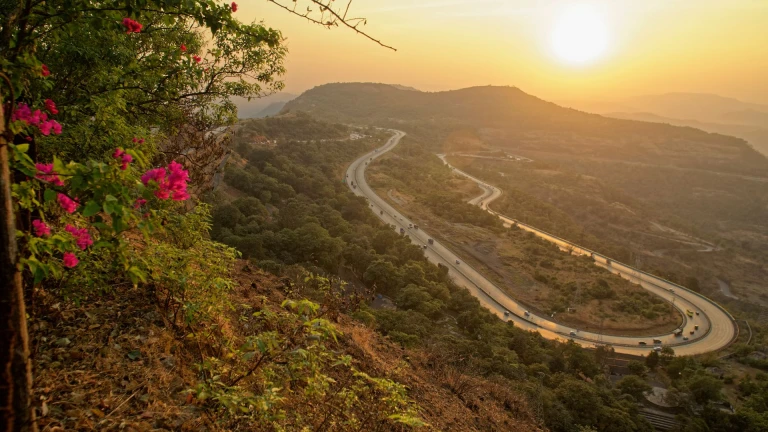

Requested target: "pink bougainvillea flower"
[
  {"left": 57, "top": 193, "right": 78, "bottom": 213},
  {"left": 113, "top": 148, "right": 134, "bottom": 170},
  {"left": 35, "top": 163, "right": 64, "bottom": 186},
  {"left": 11, "top": 103, "right": 63, "bottom": 136},
  {"left": 231, "top": 2, "right": 238, "bottom": 12},
  {"left": 62, "top": 252, "right": 79, "bottom": 268},
  {"left": 134, "top": 198, "right": 147, "bottom": 209},
  {"left": 138, "top": 138, "right": 145, "bottom": 144},
  {"left": 25, "top": 136, "right": 32, "bottom": 142},
  {"left": 44, "top": 99, "right": 58, "bottom": 115},
  {"left": 32, "top": 219, "right": 51, "bottom": 237},
  {"left": 180, "top": 44, "right": 187, "bottom": 52},
  {"left": 141, "top": 161, "right": 189, "bottom": 201},
  {"left": 122, "top": 17, "right": 143, "bottom": 34},
  {"left": 65, "top": 225, "right": 93, "bottom": 250},
  {"left": 41, "top": 64, "right": 50, "bottom": 77},
  {"left": 192, "top": 55, "right": 202, "bottom": 64}
]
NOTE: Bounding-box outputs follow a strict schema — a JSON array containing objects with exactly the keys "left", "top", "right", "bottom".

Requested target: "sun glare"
[{"left": 551, "top": 4, "right": 609, "bottom": 66}]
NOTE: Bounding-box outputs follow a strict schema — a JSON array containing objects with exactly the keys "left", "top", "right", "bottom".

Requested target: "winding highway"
[{"left": 346, "top": 130, "right": 737, "bottom": 356}]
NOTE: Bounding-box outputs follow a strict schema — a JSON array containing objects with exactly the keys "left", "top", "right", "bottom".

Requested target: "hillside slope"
[{"left": 282, "top": 83, "right": 768, "bottom": 176}]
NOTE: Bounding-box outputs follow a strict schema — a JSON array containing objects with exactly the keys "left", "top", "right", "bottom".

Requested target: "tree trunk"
[{"left": 0, "top": 105, "right": 37, "bottom": 431}]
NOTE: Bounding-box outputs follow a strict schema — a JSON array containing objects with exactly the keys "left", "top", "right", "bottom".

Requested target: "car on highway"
[
  {"left": 524, "top": 311, "right": 530, "bottom": 317},
  {"left": 653, "top": 347, "right": 663, "bottom": 352},
  {"left": 455, "top": 259, "right": 460, "bottom": 265},
  {"left": 638, "top": 341, "right": 647, "bottom": 346},
  {"left": 653, "top": 339, "right": 662, "bottom": 344},
  {"left": 690, "top": 330, "right": 695, "bottom": 335},
  {"left": 504, "top": 311, "right": 510, "bottom": 316},
  {"left": 683, "top": 336, "right": 689, "bottom": 340},
  {"left": 695, "top": 325, "right": 699, "bottom": 330},
  {"left": 399, "top": 228, "right": 405, "bottom": 234},
  {"left": 569, "top": 331, "right": 577, "bottom": 337},
  {"left": 422, "top": 244, "right": 427, "bottom": 249},
  {"left": 428, "top": 239, "right": 434, "bottom": 245}
]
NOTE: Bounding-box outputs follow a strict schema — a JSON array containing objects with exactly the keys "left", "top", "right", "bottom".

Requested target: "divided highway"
[{"left": 346, "top": 130, "right": 737, "bottom": 356}]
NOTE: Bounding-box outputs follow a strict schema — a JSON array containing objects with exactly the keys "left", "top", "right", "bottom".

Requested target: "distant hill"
[
  {"left": 255, "top": 101, "right": 289, "bottom": 118},
  {"left": 233, "top": 92, "right": 296, "bottom": 119},
  {"left": 563, "top": 93, "right": 768, "bottom": 127},
  {"left": 282, "top": 83, "right": 768, "bottom": 176},
  {"left": 607, "top": 111, "right": 768, "bottom": 157}
]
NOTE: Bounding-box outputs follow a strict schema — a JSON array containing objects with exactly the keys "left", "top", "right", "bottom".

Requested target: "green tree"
[
  {"left": 687, "top": 375, "right": 723, "bottom": 404},
  {"left": 617, "top": 375, "right": 652, "bottom": 401},
  {"left": 627, "top": 360, "right": 648, "bottom": 377},
  {"left": 646, "top": 350, "right": 660, "bottom": 370}
]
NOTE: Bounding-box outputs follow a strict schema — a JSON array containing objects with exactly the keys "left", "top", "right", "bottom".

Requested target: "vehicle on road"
[
  {"left": 696, "top": 311, "right": 700, "bottom": 316},
  {"left": 653, "top": 339, "right": 662, "bottom": 344},
  {"left": 408, "top": 223, "right": 412, "bottom": 228},
  {"left": 504, "top": 311, "right": 510, "bottom": 316},
  {"left": 455, "top": 259, "right": 460, "bottom": 265},
  {"left": 428, "top": 238, "right": 434, "bottom": 245},
  {"left": 524, "top": 311, "right": 530, "bottom": 317},
  {"left": 569, "top": 331, "right": 577, "bottom": 337},
  {"left": 399, "top": 228, "right": 405, "bottom": 234},
  {"left": 674, "top": 329, "right": 683, "bottom": 336},
  {"left": 653, "top": 347, "right": 663, "bottom": 352},
  {"left": 686, "top": 310, "right": 694, "bottom": 318},
  {"left": 690, "top": 330, "right": 695, "bottom": 335},
  {"left": 638, "top": 341, "right": 647, "bottom": 346},
  {"left": 380, "top": 210, "right": 383, "bottom": 215},
  {"left": 683, "top": 336, "right": 689, "bottom": 340},
  {"left": 695, "top": 325, "right": 699, "bottom": 330},
  {"left": 413, "top": 225, "right": 419, "bottom": 230}
]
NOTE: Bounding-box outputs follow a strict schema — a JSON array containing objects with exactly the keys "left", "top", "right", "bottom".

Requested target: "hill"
[
  {"left": 606, "top": 111, "right": 768, "bottom": 157},
  {"left": 234, "top": 92, "right": 297, "bottom": 119},
  {"left": 282, "top": 84, "right": 768, "bottom": 177}
]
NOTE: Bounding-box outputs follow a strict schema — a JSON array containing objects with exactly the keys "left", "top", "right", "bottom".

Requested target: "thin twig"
[{"left": 265, "top": 0, "right": 396, "bottom": 51}]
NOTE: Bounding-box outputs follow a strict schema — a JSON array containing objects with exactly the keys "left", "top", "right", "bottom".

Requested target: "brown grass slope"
[{"left": 32, "top": 261, "right": 543, "bottom": 431}]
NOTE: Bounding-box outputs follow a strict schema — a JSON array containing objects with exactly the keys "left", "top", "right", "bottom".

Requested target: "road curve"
[{"left": 346, "top": 131, "right": 737, "bottom": 356}]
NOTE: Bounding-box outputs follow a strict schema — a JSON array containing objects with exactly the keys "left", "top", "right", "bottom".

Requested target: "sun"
[{"left": 550, "top": 4, "right": 609, "bottom": 66}]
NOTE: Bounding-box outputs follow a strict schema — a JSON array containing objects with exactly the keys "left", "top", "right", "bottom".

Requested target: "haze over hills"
[
  {"left": 282, "top": 83, "right": 768, "bottom": 176},
  {"left": 560, "top": 93, "right": 768, "bottom": 157},
  {"left": 233, "top": 92, "right": 297, "bottom": 119}
]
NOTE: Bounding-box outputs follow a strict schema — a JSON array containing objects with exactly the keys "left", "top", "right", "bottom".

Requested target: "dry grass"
[{"left": 31, "top": 261, "right": 543, "bottom": 431}]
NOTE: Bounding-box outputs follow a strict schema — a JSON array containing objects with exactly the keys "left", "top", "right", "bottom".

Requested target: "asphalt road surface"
[{"left": 346, "top": 131, "right": 737, "bottom": 356}]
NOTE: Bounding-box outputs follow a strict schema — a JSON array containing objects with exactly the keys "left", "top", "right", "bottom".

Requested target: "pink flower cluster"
[
  {"left": 65, "top": 225, "right": 93, "bottom": 250},
  {"left": 122, "top": 17, "right": 143, "bottom": 34},
  {"left": 11, "top": 103, "right": 62, "bottom": 136},
  {"left": 32, "top": 219, "right": 51, "bottom": 237},
  {"left": 231, "top": 2, "right": 238, "bottom": 12},
  {"left": 41, "top": 64, "right": 50, "bottom": 77},
  {"left": 192, "top": 55, "right": 202, "bottom": 64},
  {"left": 112, "top": 148, "right": 133, "bottom": 170},
  {"left": 141, "top": 160, "right": 189, "bottom": 201},
  {"left": 35, "top": 163, "right": 64, "bottom": 186},
  {"left": 44, "top": 99, "right": 58, "bottom": 115},
  {"left": 134, "top": 198, "right": 147, "bottom": 209},
  {"left": 63, "top": 252, "right": 78, "bottom": 268},
  {"left": 132, "top": 137, "right": 145, "bottom": 144},
  {"left": 57, "top": 193, "right": 79, "bottom": 214}
]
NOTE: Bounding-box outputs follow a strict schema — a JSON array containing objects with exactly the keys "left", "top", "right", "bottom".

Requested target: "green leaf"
[
  {"left": 43, "top": 189, "right": 57, "bottom": 202},
  {"left": 82, "top": 200, "right": 101, "bottom": 217},
  {"left": 126, "top": 349, "right": 141, "bottom": 360}
]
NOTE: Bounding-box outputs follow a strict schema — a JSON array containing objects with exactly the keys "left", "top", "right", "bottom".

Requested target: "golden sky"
[{"left": 241, "top": 0, "right": 768, "bottom": 104}]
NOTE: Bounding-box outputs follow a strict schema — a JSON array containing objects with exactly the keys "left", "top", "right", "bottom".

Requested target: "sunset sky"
[{"left": 242, "top": 0, "right": 768, "bottom": 104}]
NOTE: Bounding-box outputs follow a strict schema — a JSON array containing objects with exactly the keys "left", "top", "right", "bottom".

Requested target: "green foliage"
[
  {"left": 191, "top": 298, "right": 425, "bottom": 429},
  {"left": 616, "top": 375, "right": 652, "bottom": 401}
]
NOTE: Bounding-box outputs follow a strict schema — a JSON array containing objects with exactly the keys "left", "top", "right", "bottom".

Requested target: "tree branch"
[{"left": 265, "top": 0, "right": 396, "bottom": 51}]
